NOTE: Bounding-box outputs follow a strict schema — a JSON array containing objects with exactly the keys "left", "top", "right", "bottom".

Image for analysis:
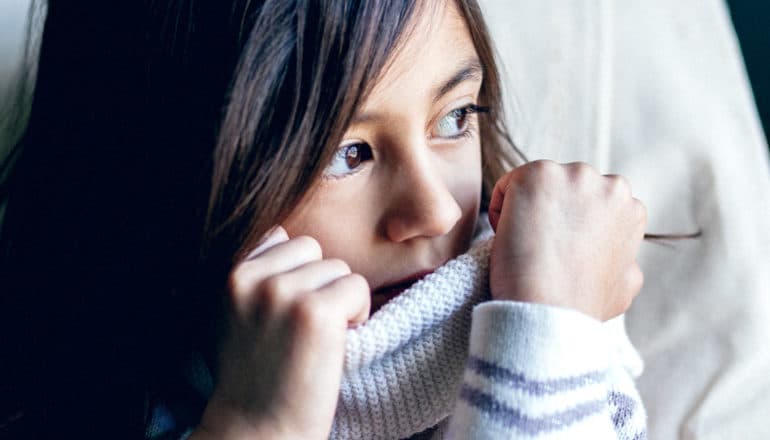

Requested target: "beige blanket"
[
  {"left": 3, "top": 1, "right": 770, "bottom": 438},
  {"left": 480, "top": 0, "right": 770, "bottom": 438}
]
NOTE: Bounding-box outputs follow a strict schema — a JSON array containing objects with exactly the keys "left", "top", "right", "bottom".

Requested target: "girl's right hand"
[
  {"left": 488, "top": 160, "right": 648, "bottom": 321},
  {"left": 191, "top": 227, "right": 370, "bottom": 440}
]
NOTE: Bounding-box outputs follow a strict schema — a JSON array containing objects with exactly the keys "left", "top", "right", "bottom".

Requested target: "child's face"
[{"left": 284, "top": 2, "right": 483, "bottom": 313}]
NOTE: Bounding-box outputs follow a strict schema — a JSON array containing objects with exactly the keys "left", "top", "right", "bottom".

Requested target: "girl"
[{"left": 1, "top": 0, "right": 656, "bottom": 439}]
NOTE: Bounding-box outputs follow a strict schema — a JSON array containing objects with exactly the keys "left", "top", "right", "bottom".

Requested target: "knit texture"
[
  {"left": 332, "top": 231, "right": 495, "bottom": 439},
  {"left": 449, "top": 302, "right": 647, "bottom": 439},
  {"left": 144, "top": 223, "right": 647, "bottom": 440},
  {"left": 332, "top": 224, "right": 646, "bottom": 439}
]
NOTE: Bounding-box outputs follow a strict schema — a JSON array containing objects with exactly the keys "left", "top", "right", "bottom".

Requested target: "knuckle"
[
  {"left": 291, "top": 296, "right": 326, "bottom": 330},
  {"left": 527, "top": 160, "right": 560, "bottom": 183},
  {"left": 569, "top": 161, "right": 596, "bottom": 178},
  {"left": 530, "top": 159, "right": 557, "bottom": 169},
  {"left": 258, "top": 275, "right": 292, "bottom": 310},
  {"left": 529, "top": 159, "right": 558, "bottom": 173},
  {"left": 228, "top": 269, "right": 245, "bottom": 295},
  {"left": 566, "top": 163, "right": 599, "bottom": 188},
  {"left": 260, "top": 275, "right": 285, "bottom": 295},
  {"left": 607, "top": 175, "right": 631, "bottom": 196},
  {"left": 228, "top": 266, "right": 260, "bottom": 297}
]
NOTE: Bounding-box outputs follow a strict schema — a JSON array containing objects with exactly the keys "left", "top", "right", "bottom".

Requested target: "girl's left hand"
[{"left": 486, "top": 161, "right": 647, "bottom": 321}]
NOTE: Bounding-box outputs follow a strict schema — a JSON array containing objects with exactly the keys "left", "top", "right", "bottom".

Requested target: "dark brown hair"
[
  {"left": 201, "top": 0, "right": 527, "bottom": 278},
  {"left": 0, "top": 0, "right": 526, "bottom": 436},
  {"left": 193, "top": 3, "right": 533, "bottom": 399},
  {"left": 0, "top": 0, "right": 692, "bottom": 437}
]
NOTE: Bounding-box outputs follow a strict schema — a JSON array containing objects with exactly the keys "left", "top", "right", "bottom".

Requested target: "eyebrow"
[
  {"left": 351, "top": 58, "right": 483, "bottom": 125},
  {"left": 432, "top": 58, "right": 483, "bottom": 103}
]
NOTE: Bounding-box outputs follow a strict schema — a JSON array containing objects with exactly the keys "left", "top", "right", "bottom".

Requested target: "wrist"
[
  {"left": 470, "top": 301, "right": 611, "bottom": 373},
  {"left": 490, "top": 273, "right": 558, "bottom": 304},
  {"left": 192, "top": 398, "right": 285, "bottom": 440},
  {"left": 490, "top": 275, "right": 607, "bottom": 320}
]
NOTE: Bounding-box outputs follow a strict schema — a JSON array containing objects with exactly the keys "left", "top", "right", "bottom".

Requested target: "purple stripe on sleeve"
[
  {"left": 467, "top": 355, "right": 605, "bottom": 395},
  {"left": 608, "top": 391, "right": 637, "bottom": 429},
  {"left": 459, "top": 384, "right": 605, "bottom": 435}
]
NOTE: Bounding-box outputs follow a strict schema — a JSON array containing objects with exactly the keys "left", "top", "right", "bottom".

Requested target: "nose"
[{"left": 383, "top": 152, "right": 462, "bottom": 243}]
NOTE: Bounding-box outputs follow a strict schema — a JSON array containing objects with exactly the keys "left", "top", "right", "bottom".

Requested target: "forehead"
[{"left": 362, "top": 2, "right": 479, "bottom": 108}]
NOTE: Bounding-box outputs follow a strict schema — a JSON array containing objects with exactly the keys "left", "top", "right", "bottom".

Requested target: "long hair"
[
  {"left": 200, "top": 0, "right": 526, "bottom": 296},
  {"left": 0, "top": 0, "right": 523, "bottom": 437}
]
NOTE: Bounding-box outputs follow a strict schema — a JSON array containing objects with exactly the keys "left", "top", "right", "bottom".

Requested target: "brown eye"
[
  {"left": 432, "top": 104, "right": 489, "bottom": 139},
  {"left": 345, "top": 144, "right": 361, "bottom": 168},
  {"left": 323, "top": 142, "right": 374, "bottom": 178}
]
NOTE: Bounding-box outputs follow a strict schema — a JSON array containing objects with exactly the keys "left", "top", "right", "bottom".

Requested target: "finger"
[
  {"left": 313, "top": 273, "right": 371, "bottom": 328},
  {"left": 243, "top": 259, "right": 353, "bottom": 317},
  {"left": 245, "top": 225, "right": 290, "bottom": 260},
  {"left": 564, "top": 161, "right": 598, "bottom": 176},
  {"left": 231, "top": 236, "right": 323, "bottom": 298},
  {"left": 489, "top": 161, "right": 558, "bottom": 230},
  {"left": 267, "top": 259, "right": 352, "bottom": 299},
  {"left": 602, "top": 174, "right": 632, "bottom": 197},
  {"left": 488, "top": 170, "right": 517, "bottom": 232}
]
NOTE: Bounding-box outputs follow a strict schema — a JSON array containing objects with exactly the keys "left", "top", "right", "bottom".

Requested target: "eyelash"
[
  {"left": 322, "top": 104, "right": 489, "bottom": 180},
  {"left": 437, "top": 104, "right": 489, "bottom": 140}
]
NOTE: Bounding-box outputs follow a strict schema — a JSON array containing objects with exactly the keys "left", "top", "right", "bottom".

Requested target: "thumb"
[{"left": 488, "top": 170, "right": 517, "bottom": 232}]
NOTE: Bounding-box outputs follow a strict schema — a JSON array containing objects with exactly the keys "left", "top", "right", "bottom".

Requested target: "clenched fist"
[
  {"left": 488, "top": 160, "right": 647, "bottom": 321},
  {"left": 191, "top": 227, "right": 370, "bottom": 440}
]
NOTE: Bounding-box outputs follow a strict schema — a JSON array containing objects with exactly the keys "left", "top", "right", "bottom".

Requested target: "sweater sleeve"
[{"left": 445, "top": 301, "right": 647, "bottom": 440}]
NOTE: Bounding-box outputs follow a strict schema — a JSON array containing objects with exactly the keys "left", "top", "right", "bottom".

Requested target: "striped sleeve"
[{"left": 445, "top": 301, "right": 647, "bottom": 440}]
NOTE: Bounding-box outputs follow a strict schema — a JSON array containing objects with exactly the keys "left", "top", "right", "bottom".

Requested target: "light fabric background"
[
  {"left": 2, "top": 1, "right": 769, "bottom": 438},
  {"left": 1, "top": 0, "right": 45, "bottom": 158},
  {"left": 0, "top": 0, "right": 32, "bottom": 160},
  {"left": 479, "top": 0, "right": 770, "bottom": 439},
  {"left": 0, "top": 0, "right": 29, "bottom": 89}
]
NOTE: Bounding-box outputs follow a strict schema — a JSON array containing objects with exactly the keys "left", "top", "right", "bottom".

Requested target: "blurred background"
[
  {"left": 727, "top": 1, "right": 770, "bottom": 150},
  {"left": 0, "top": 2, "right": 768, "bottom": 438},
  {"left": 0, "top": 1, "right": 768, "bottom": 156}
]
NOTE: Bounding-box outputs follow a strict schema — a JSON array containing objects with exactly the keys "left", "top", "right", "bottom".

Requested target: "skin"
[
  {"left": 281, "top": 2, "right": 484, "bottom": 313},
  {"left": 192, "top": 2, "right": 647, "bottom": 439}
]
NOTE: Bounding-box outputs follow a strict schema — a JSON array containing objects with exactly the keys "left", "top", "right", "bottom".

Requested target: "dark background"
[{"left": 727, "top": 0, "right": 770, "bottom": 149}]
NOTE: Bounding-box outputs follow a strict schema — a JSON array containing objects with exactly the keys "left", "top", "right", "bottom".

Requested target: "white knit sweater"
[
  {"left": 333, "top": 223, "right": 647, "bottom": 440},
  {"left": 447, "top": 302, "right": 647, "bottom": 440},
  {"left": 146, "top": 225, "right": 648, "bottom": 440}
]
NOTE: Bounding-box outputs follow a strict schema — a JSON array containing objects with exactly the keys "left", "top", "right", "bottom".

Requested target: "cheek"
[
  {"left": 452, "top": 143, "right": 483, "bottom": 209},
  {"left": 282, "top": 181, "right": 379, "bottom": 265},
  {"left": 282, "top": 142, "right": 482, "bottom": 264},
  {"left": 447, "top": 142, "right": 483, "bottom": 240},
  {"left": 439, "top": 136, "right": 483, "bottom": 210}
]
